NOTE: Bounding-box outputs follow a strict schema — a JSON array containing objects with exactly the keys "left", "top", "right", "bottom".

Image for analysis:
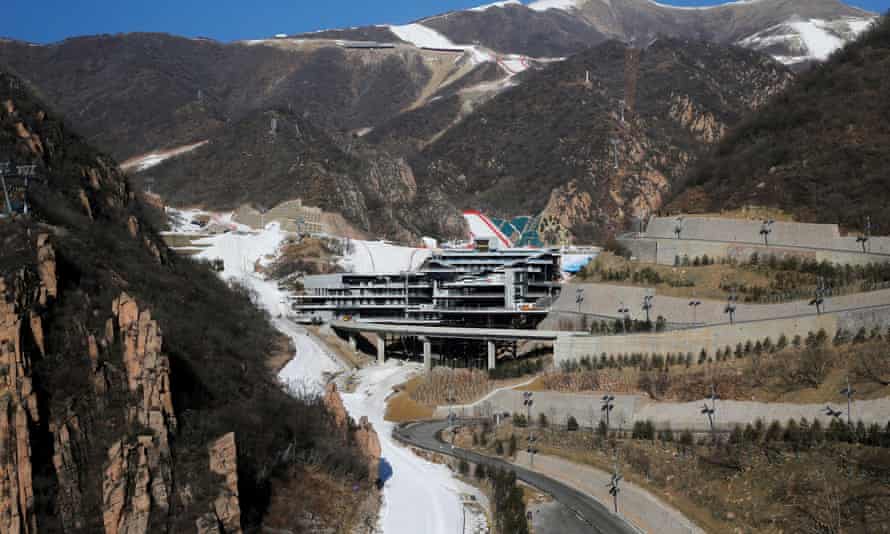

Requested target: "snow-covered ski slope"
[
  {"left": 463, "top": 210, "right": 513, "bottom": 248},
  {"left": 739, "top": 16, "right": 874, "bottom": 63},
  {"left": 387, "top": 20, "right": 535, "bottom": 73},
  {"left": 341, "top": 240, "right": 432, "bottom": 274},
  {"left": 341, "top": 362, "right": 486, "bottom": 534}
]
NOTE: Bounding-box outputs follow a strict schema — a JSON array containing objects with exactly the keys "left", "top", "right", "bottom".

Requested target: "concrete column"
[
  {"left": 377, "top": 337, "right": 385, "bottom": 365},
  {"left": 487, "top": 340, "right": 496, "bottom": 370},
  {"left": 423, "top": 340, "right": 432, "bottom": 373},
  {"left": 348, "top": 335, "right": 357, "bottom": 353}
]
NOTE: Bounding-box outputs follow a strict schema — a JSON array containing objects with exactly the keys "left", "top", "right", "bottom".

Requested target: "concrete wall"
[
  {"left": 619, "top": 237, "right": 890, "bottom": 266},
  {"left": 543, "top": 284, "right": 890, "bottom": 328},
  {"left": 439, "top": 388, "right": 890, "bottom": 431},
  {"left": 233, "top": 199, "right": 325, "bottom": 234},
  {"left": 554, "top": 314, "right": 841, "bottom": 363},
  {"left": 554, "top": 302, "right": 890, "bottom": 365},
  {"left": 623, "top": 216, "right": 890, "bottom": 266}
]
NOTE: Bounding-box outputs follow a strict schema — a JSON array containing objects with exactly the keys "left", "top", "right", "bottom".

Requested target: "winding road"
[{"left": 394, "top": 420, "right": 637, "bottom": 534}]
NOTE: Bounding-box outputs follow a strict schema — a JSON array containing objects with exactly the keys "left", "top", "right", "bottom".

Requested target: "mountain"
[
  {"left": 0, "top": 33, "right": 486, "bottom": 162},
  {"left": 0, "top": 0, "right": 874, "bottom": 242},
  {"left": 0, "top": 71, "right": 376, "bottom": 532},
  {"left": 669, "top": 15, "right": 890, "bottom": 234},
  {"left": 420, "top": 0, "right": 876, "bottom": 65},
  {"left": 397, "top": 37, "right": 791, "bottom": 239}
]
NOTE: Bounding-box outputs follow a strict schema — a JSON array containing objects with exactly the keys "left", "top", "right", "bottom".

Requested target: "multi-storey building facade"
[{"left": 291, "top": 247, "right": 562, "bottom": 327}]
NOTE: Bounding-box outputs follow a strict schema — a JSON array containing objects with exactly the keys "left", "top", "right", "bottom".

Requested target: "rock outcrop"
[
  {"left": 354, "top": 417, "right": 382, "bottom": 482},
  {"left": 200, "top": 433, "right": 243, "bottom": 534},
  {"left": 0, "top": 292, "right": 38, "bottom": 534},
  {"left": 102, "top": 293, "right": 177, "bottom": 534},
  {"left": 324, "top": 383, "right": 349, "bottom": 432}
]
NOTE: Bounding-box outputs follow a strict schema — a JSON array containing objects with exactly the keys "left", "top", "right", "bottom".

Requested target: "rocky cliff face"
[{"left": 0, "top": 71, "right": 375, "bottom": 533}]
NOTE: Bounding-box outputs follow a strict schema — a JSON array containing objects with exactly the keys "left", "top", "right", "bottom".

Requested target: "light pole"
[
  {"left": 856, "top": 216, "right": 871, "bottom": 253},
  {"left": 601, "top": 394, "right": 615, "bottom": 429},
  {"left": 576, "top": 288, "right": 585, "bottom": 314},
  {"left": 701, "top": 385, "right": 718, "bottom": 436},
  {"left": 760, "top": 219, "right": 774, "bottom": 246},
  {"left": 642, "top": 295, "right": 654, "bottom": 324},
  {"left": 810, "top": 277, "right": 826, "bottom": 315},
  {"left": 523, "top": 392, "right": 534, "bottom": 427},
  {"left": 447, "top": 387, "right": 457, "bottom": 447},
  {"left": 724, "top": 292, "right": 738, "bottom": 325},
  {"left": 824, "top": 405, "right": 843, "bottom": 420},
  {"left": 840, "top": 378, "right": 855, "bottom": 426},
  {"left": 607, "top": 461, "right": 622, "bottom": 514},
  {"left": 617, "top": 304, "right": 629, "bottom": 334},
  {"left": 689, "top": 298, "right": 701, "bottom": 325},
  {"left": 674, "top": 216, "right": 684, "bottom": 240},
  {"left": 527, "top": 434, "right": 538, "bottom": 467}
]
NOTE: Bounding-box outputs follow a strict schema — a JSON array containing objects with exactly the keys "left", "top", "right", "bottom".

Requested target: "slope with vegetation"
[
  {"left": 404, "top": 38, "right": 791, "bottom": 239},
  {"left": 671, "top": 14, "right": 890, "bottom": 235},
  {"left": 0, "top": 71, "right": 374, "bottom": 532}
]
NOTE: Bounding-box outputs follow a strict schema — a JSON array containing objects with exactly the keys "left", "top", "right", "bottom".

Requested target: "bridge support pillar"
[
  {"left": 377, "top": 336, "right": 385, "bottom": 365},
  {"left": 348, "top": 335, "right": 357, "bottom": 353},
  {"left": 423, "top": 340, "right": 432, "bottom": 373},
  {"left": 487, "top": 340, "right": 496, "bottom": 370}
]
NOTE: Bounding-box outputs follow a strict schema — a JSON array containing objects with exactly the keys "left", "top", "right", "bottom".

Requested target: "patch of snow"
[
  {"left": 469, "top": 0, "right": 521, "bottom": 11},
  {"left": 342, "top": 240, "right": 431, "bottom": 274},
  {"left": 275, "top": 318, "right": 345, "bottom": 396},
  {"left": 647, "top": 0, "right": 763, "bottom": 11},
  {"left": 527, "top": 0, "right": 581, "bottom": 12},
  {"left": 120, "top": 140, "right": 208, "bottom": 173},
  {"left": 388, "top": 23, "right": 459, "bottom": 49},
  {"left": 194, "top": 222, "right": 289, "bottom": 316},
  {"left": 341, "top": 362, "right": 486, "bottom": 534},
  {"left": 738, "top": 16, "right": 874, "bottom": 63},
  {"left": 388, "top": 23, "right": 494, "bottom": 65},
  {"left": 788, "top": 19, "right": 844, "bottom": 61}
]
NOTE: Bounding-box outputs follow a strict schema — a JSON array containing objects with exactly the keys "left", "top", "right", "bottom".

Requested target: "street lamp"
[
  {"left": 642, "top": 295, "right": 654, "bottom": 324},
  {"left": 760, "top": 219, "right": 774, "bottom": 246},
  {"left": 601, "top": 394, "right": 615, "bottom": 429},
  {"left": 607, "top": 461, "right": 622, "bottom": 514},
  {"left": 701, "top": 385, "right": 718, "bottom": 436},
  {"left": 689, "top": 298, "right": 701, "bottom": 325},
  {"left": 810, "top": 277, "right": 827, "bottom": 315},
  {"left": 523, "top": 392, "right": 534, "bottom": 427},
  {"left": 617, "top": 304, "right": 630, "bottom": 334},
  {"left": 840, "top": 378, "right": 855, "bottom": 426},
  {"left": 527, "top": 434, "right": 538, "bottom": 467},
  {"left": 724, "top": 292, "right": 738, "bottom": 325},
  {"left": 824, "top": 405, "right": 843, "bottom": 420},
  {"left": 856, "top": 216, "right": 871, "bottom": 253}
]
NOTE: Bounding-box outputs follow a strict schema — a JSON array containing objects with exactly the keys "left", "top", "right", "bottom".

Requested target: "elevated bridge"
[{"left": 331, "top": 320, "right": 566, "bottom": 371}]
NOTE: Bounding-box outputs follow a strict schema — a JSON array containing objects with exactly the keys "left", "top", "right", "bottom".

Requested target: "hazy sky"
[{"left": 4, "top": 0, "right": 888, "bottom": 44}]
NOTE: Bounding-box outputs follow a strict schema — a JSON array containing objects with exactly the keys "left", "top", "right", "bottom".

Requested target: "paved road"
[{"left": 395, "top": 420, "right": 636, "bottom": 534}]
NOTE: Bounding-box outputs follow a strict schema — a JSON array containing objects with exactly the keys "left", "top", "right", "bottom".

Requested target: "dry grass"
[
  {"left": 501, "top": 425, "right": 890, "bottom": 533},
  {"left": 385, "top": 377, "right": 435, "bottom": 422},
  {"left": 527, "top": 340, "right": 890, "bottom": 404},
  {"left": 264, "top": 465, "right": 378, "bottom": 533},
  {"left": 410, "top": 368, "right": 491, "bottom": 405},
  {"left": 582, "top": 251, "right": 770, "bottom": 300}
]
